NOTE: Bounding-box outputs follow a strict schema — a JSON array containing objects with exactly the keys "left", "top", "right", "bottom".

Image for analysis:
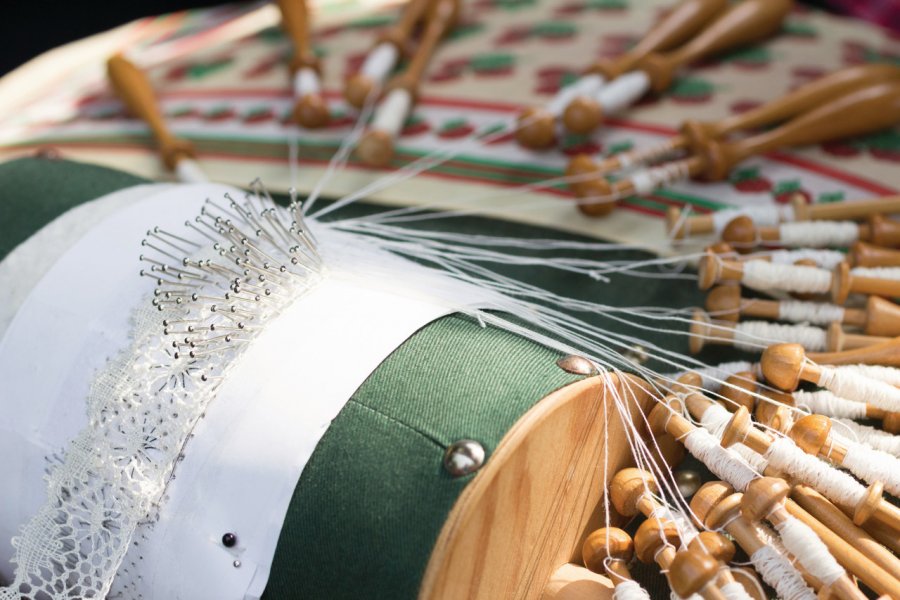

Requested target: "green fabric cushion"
[
  {"left": 0, "top": 157, "right": 144, "bottom": 260},
  {"left": 0, "top": 156, "right": 703, "bottom": 598}
]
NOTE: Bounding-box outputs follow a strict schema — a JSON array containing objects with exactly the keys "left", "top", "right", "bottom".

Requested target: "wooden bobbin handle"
[
  {"left": 637, "top": 0, "right": 793, "bottom": 94},
  {"left": 106, "top": 54, "right": 194, "bottom": 171},
  {"left": 378, "top": 0, "right": 436, "bottom": 55},
  {"left": 688, "top": 64, "right": 900, "bottom": 145},
  {"left": 563, "top": 0, "right": 728, "bottom": 133},
  {"left": 594, "top": 0, "right": 727, "bottom": 78},
  {"left": 850, "top": 241, "right": 900, "bottom": 267},
  {"left": 701, "top": 81, "right": 900, "bottom": 181},
  {"left": 276, "top": 0, "right": 319, "bottom": 72},
  {"left": 389, "top": 0, "right": 460, "bottom": 97}
]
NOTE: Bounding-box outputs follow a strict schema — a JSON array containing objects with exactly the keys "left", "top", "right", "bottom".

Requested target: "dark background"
[{"left": 2, "top": 0, "right": 835, "bottom": 77}]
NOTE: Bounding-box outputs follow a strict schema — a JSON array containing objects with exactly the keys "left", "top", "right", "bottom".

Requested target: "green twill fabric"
[
  {"left": 0, "top": 156, "right": 711, "bottom": 598},
  {"left": 0, "top": 157, "right": 145, "bottom": 260}
]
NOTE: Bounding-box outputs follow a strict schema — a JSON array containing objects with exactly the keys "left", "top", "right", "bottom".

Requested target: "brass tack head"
[
  {"left": 443, "top": 439, "right": 485, "bottom": 477},
  {"left": 556, "top": 354, "right": 598, "bottom": 376},
  {"left": 675, "top": 470, "right": 702, "bottom": 498}
]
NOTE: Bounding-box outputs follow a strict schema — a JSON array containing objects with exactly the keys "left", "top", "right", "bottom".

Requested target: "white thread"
[
  {"left": 371, "top": 87, "right": 412, "bottom": 137},
  {"left": 778, "top": 221, "right": 859, "bottom": 248},
  {"left": 749, "top": 542, "right": 817, "bottom": 600},
  {"left": 712, "top": 205, "right": 795, "bottom": 234},
  {"left": 765, "top": 437, "right": 866, "bottom": 507},
  {"left": 838, "top": 364, "right": 900, "bottom": 386},
  {"left": 595, "top": 70, "right": 651, "bottom": 116},
  {"left": 766, "top": 249, "right": 846, "bottom": 269},
  {"left": 700, "top": 402, "right": 732, "bottom": 435},
  {"left": 851, "top": 266, "right": 900, "bottom": 281},
  {"left": 777, "top": 300, "right": 844, "bottom": 325},
  {"left": 793, "top": 389, "right": 867, "bottom": 419},
  {"left": 293, "top": 66, "right": 321, "bottom": 98},
  {"left": 548, "top": 73, "right": 605, "bottom": 115},
  {"left": 630, "top": 160, "right": 691, "bottom": 195},
  {"left": 732, "top": 321, "right": 826, "bottom": 352},
  {"left": 721, "top": 581, "right": 753, "bottom": 600},
  {"left": 741, "top": 261, "right": 831, "bottom": 294},
  {"left": 174, "top": 158, "right": 208, "bottom": 183},
  {"left": 672, "top": 361, "right": 754, "bottom": 392},
  {"left": 817, "top": 366, "right": 900, "bottom": 412},
  {"left": 834, "top": 419, "right": 900, "bottom": 457},
  {"left": 648, "top": 504, "right": 697, "bottom": 545},
  {"left": 360, "top": 42, "right": 399, "bottom": 82},
  {"left": 613, "top": 579, "right": 652, "bottom": 600},
  {"left": 683, "top": 428, "right": 757, "bottom": 491},
  {"left": 774, "top": 516, "right": 844, "bottom": 585},
  {"left": 841, "top": 441, "right": 900, "bottom": 496}
]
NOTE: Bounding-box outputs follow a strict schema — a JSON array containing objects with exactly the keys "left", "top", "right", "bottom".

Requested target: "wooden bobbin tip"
[
  {"left": 755, "top": 389, "right": 793, "bottom": 424},
  {"left": 720, "top": 405, "right": 752, "bottom": 449},
  {"left": 582, "top": 527, "right": 633, "bottom": 574},
  {"left": 633, "top": 518, "right": 680, "bottom": 564},
  {"left": 721, "top": 371, "right": 758, "bottom": 413},
  {"left": 514, "top": 107, "right": 556, "bottom": 149},
  {"left": 576, "top": 178, "right": 617, "bottom": 218},
  {"left": 647, "top": 398, "right": 679, "bottom": 437},
  {"left": 293, "top": 93, "right": 331, "bottom": 129},
  {"left": 565, "top": 154, "right": 599, "bottom": 197},
  {"left": 697, "top": 251, "right": 722, "bottom": 291},
  {"left": 562, "top": 96, "right": 603, "bottom": 135},
  {"left": 344, "top": 74, "right": 376, "bottom": 109},
  {"left": 706, "top": 285, "right": 741, "bottom": 322},
  {"left": 789, "top": 413, "right": 831, "bottom": 455},
  {"left": 689, "top": 530, "right": 736, "bottom": 564},
  {"left": 357, "top": 129, "right": 395, "bottom": 168},
  {"left": 721, "top": 215, "right": 757, "bottom": 253},
  {"left": 669, "top": 549, "right": 720, "bottom": 599},
  {"left": 831, "top": 262, "right": 851, "bottom": 305},
  {"left": 610, "top": 467, "right": 658, "bottom": 517},
  {"left": 853, "top": 481, "right": 883, "bottom": 526},
  {"left": 690, "top": 481, "right": 736, "bottom": 528},
  {"left": 666, "top": 207, "right": 684, "bottom": 239},
  {"left": 689, "top": 309, "right": 711, "bottom": 354},
  {"left": 884, "top": 412, "right": 900, "bottom": 434},
  {"left": 741, "top": 477, "right": 790, "bottom": 523},
  {"left": 760, "top": 343, "right": 805, "bottom": 391}
]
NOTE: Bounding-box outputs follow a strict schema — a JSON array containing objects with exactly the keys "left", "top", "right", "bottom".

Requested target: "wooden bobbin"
[
  {"left": 560, "top": 0, "right": 728, "bottom": 135},
  {"left": 357, "top": 0, "right": 460, "bottom": 167},
  {"left": 668, "top": 549, "right": 728, "bottom": 600},
  {"left": 687, "top": 531, "right": 766, "bottom": 600},
  {"left": 275, "top": 0, "right": 331, "bottom": 128},
  {"left": 721, "top": 406, "right": 900, "bottom": 536},
  {"left": 706, "top": 285, "right": 900, "bottom": 337},
  {"left": 721, "top": 214, "right": 900, "bottom": 254},
  {"left": 636, "top": 0, "right": 792, "bottom": 96},
  {"left": 344, "top": 0, "right": 433, "bottom": 108},
  {"left": 826, "top": 322, "right": 889, "bottom": 352},
  {"left": 669, "top": 192, "right": 900, "bottom": 240},
  {"left": 831, "top": 261, "right": 900, "bottom": 304},
  {"left": 850, "top": 241, "right": 900, "bottom": 267},
  {"left": 720, "top": 372, "right": 757, "bottom": 413},
  {"left": 582, "top": 527, "right": 634, "bottom": 581},
  {"left": 633, "top": 519, "right": 729, "bottom": 600},
  {"left": 741, "top": 478, "right": 865, "bottom": 600},
  {"left": 578, "top": 80, "right": 900, "bottom": 211},
  {"left": 106, "top": 54, "right": 197, "bottom": 173}
]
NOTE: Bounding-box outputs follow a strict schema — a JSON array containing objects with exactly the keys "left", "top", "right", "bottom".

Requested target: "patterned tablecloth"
[{"left": 1, "top": 0, "right": 899, "bottom": 246}]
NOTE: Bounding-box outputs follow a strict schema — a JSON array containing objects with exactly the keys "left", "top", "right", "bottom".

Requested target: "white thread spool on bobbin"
[
  {"left": 548, "top": 74, "right": 605, "bottom": 116},
  {"left": 593, "top": 71, "right": 651, "bottom": 119},
  {"left": 357, "top": 87, "right": 413, "bottom": 167}
]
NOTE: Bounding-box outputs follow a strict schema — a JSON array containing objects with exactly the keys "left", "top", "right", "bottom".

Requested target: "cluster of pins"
[
  {"left": 688, "top": 200, "right": 900, "bottom": 356},
  {"left": 139, "top": 183, "right": 321, "bottom": 361},
  {"left": 563, "top": 62, "right": 900, "bottom": 217},
  {"left": 553, "top": 342, "right": 900, "bottom": 600}
]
